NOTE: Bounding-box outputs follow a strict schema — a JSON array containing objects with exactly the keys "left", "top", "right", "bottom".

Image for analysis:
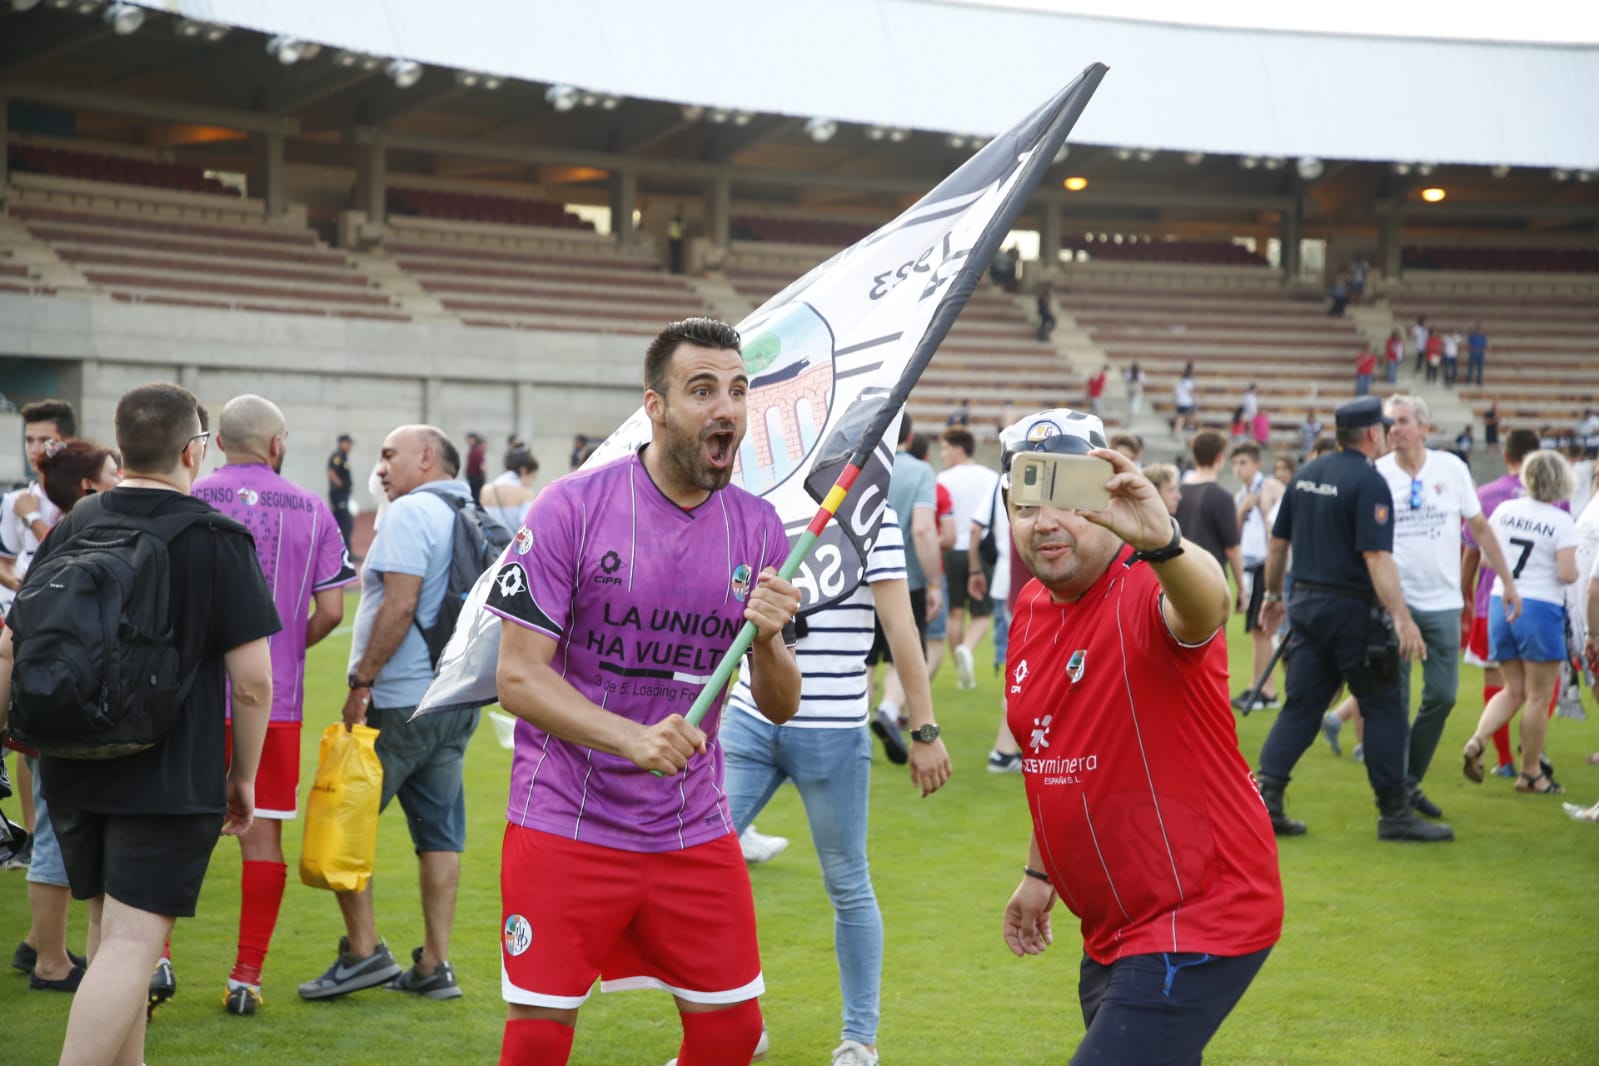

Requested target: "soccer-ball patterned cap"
[{"left": 998, "top": 408, "right": 1108, "bottom": 489}]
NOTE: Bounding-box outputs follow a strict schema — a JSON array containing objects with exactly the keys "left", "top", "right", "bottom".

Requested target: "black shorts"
[
  {"left": 945, "top": 550, "right": 994, "bottom": 617},
  {"left": 52, "top": 807, "right": 223, "bottom": 918},
  {"left": 866, "top": 586, "right": 927, "bottom": 665},
  {"left": 1243, "top": 564, "right": 1267, "bottom": 633}
]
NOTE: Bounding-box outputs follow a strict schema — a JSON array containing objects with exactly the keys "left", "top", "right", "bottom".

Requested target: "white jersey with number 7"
[{"left": 1489, "top": 496, "right": 1578, "bottom": 605}]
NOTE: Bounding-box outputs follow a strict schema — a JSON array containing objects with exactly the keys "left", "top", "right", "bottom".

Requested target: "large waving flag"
[{"left": 416, "top": 64, "right": 1107, "bottom": 716}]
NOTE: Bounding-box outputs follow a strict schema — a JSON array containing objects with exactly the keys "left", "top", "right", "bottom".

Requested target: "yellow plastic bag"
[{"left": 300, "top": 723, "right": 382, "bottom": 893}]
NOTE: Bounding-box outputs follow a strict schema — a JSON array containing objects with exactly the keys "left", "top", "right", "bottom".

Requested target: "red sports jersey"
[{"left": 1006, "top": 546, "right": 1283, "bottom": 965}]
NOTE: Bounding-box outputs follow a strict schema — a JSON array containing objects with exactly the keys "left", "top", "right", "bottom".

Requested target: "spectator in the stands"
[
  {"left": 1348, "top": 258, "right": 1369, "bottom": 305},
  {"left": 666, "top": 209, "right": 685, "bottom": 274},
  {"left": 1441, "top": 331, "right": 1461, "bottom": 387},
  {"left": 1240, "top": 384, "right": 1259, "bottom": 424},
  {"left": 1230, "top": 407, "right": 1248, "bottom": 442},
  {"left": 1251, "top": 404, "right": 1271, "bottom": 447},
  {"left": 465, "top": 432, "right": 487, "bottom": 501},
  {"left": 947, "top": 399, "right": 972, "bottom": 428},
  {"left": 1411, "top": 315, "right": 1430, "bottom": 377},
  {"left": 1384, "top": 329, "right": 1404, "bottom": 385},
  {"left": 1299, "top": 410, "right": 1323, "bottom": 458},
  {"left": 1424, "top": 330, "right": 1443, "bottom": 384},
  {"left": 568, "top": 434, "right": 588, "bottom": 471},
  {"left": 1173, "top": 362, "right": 1198, "bottom": 437},
  {"left": 1576, "top": 409, "right": 1599, "bottom": 441},
  {"left": 1484, "top": 402, "right": 1500, "bottom": 448},
  {"left": 990, "top": 244, "right": 1018, "bottom": 292},
  {"left": 1456, "top": 426, "right": 1475, "bottom": 461},
  {"left": 1355, "top": 346, "right": 1378, "bottom": 397},
  {"left": 1466, "top": 323, "right": 1488, "bottom": 386},
  {"left": 1124, "top": 362, "right": 1146, "bottom": 418},
  {"left": 1086, "top": 365, "right": 1108, "bottom": 418},
  {"left": 1035, "top": 281, "right": 1056, "bottom": 342},
  {"left": 1328, "top": 271, "right": 1349, "bottom": 317}
]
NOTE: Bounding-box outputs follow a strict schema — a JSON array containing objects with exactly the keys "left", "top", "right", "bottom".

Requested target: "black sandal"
[{"left": 1515, "top": 771, "right": 1564, "bottom": 795}]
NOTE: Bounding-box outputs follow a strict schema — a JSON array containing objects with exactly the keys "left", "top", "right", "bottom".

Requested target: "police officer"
[
  {"left": 1256, "top": 396, "right": 1453, "bottom": 843},
  {"left": 326, "top": 432, "right": 355, "bottom": 556}
]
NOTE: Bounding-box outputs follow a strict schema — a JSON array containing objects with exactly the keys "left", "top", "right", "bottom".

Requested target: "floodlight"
[
  {"left": 732, "top": 111, "right": 754, "bottom": 126},
  {"left": 1489, "top": 164, "right": 1511, "bottom": 179},
  {"left": 1113, "top": 147, "right": 1133, "bottom": 161},
  {"left": 103, "top": 2, "right": 142, "bottom": 34},
  {"left": 865, "top": 126, "right": 887, "bottom": 142},
  {"left": 887, "top": 128, "right": 909, "bottom": 143},
  {"left": 11, "top": 0, "right": 43, "bottom": 12},
  {"left": 806, "top": 117, "right": 838, "bottom": 143},
  {"left": 1576, "top": 170, "right": 1596, "bottom": 183},
  {"left": 454, "top": 70, "right": 480, "bottom": 88},
  {"left": 1184, "top": 151, "right": 1205, "bottom": 166},
  {"left": 267, "top": 35, "right": 310, "bottom": 65},
  {"left": 1239, "top": 156, "right": 1260, "bottom": 170},
  {"left": 1552, "top": 168, "right": 1571, "bottom": 181},
  {"left": 71, "top": 0, "right": 97, "bottom": 13},
  {"left": 1135, "top": 148, "right": 1154, "bottom": 162},
  {"left": 480, "top": 75, "right": 504, "bottom": 91},
  {"left": 708, "top": 109, "right": 731, "bottom": 124},
  {"left": 1415, "top": 162, "right": 1436, "bottom": 176},
  {"left": 387, "top": 59, "right": 423, "bottom": 89},
  {"left": 680, "top": 104, "right": 704, "bottom": 121},
  {"left": 1262, "top": 157, "right": 1285, "bottom": 170},
  {"left": 546, "top": 84, "right": 580, "bottom": 111},
  {"left": 1295, "top": 157, "right": 1324, "bottom": 181},
  {"left": 947, "top": 134, "right": 969, "bottom": 150},
  {"left": 1392, "top": 163, "right": 1412, "bottom": 176},
  {"left": 598, "top": 94, "right": 623, "bottom": 110}
]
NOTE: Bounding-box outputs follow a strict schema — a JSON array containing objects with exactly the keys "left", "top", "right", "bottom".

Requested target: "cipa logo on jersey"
[
  {"left": 1010, "top": 659, "right": 1030, "bottom": 695},
  {"left": 730, "top": 562, "right": 753, "bottom": 602},
  {"left": 594, "top": 549, "right": 624, "bottom": 586}
]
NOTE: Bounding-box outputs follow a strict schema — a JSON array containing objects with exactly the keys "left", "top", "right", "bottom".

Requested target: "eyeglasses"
[
  {"left": 1409, "top": 478, "right": 1424, "bottom": 509},
  {"left": 183, "top": 430, "right": 211, "bottom": 457}
]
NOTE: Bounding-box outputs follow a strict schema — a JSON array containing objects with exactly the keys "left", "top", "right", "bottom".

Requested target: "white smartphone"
[{"left": 1009, "top": 452, "right": 1113, "bottom": 511}]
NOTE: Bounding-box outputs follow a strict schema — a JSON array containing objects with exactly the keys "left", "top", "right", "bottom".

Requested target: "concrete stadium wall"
[{"left": 0, "top": 293, "right": 646, "bottom": 507}]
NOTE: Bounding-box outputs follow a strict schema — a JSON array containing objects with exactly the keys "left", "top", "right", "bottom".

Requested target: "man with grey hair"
[
  {"left": 300, "top": 424, "right": 479, "bottom": 1003},
  {"left": 1373, "top": 393, "right": 1522, "bottom": 819},
  {"left": 193, "top": 394, "right": 356, "bottom": 1014}
]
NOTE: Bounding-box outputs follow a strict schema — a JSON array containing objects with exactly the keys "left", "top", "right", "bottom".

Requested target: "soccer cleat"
[
  {"left": 1, "top": 840, "right": 32, "bottom": 872},
  {"left": 148, "top": 957, "right": 177, "bottom": 1019},
  {"left": 870, "top": 707, "right": 909, "bottom": 765},
  {"left": 986, "top": 750, "right": 1022, "bottom": 774},
  {"left": 1350, "top": 744, "right": 1364, "bottom": 763},
  {"left": 954, "top": 645, "right": 976, "bottom": 690},
  {"left": 298, "top": 936, "right": 403, "bottom": 1000},
  {"left": 664, "top": 1025, "right": 769, "bottom": 1066},
  {"left": 388, "top": 947, "right": 462, "bottom": 1000},
  {"left": 223, "top": 979, "right": 263, "bottom": 1015},
  {"left": 1320, "top": 711, "right": 1343, "bottom": 756},
  {"left": 739, "top": 827, "right": 789, "bottom": 866},
  {"left": 1489, "top": 762, "right": 1517, "bottom": 779}
]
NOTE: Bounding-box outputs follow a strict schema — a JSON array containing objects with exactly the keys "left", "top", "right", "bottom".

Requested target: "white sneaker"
[
  {"left": 954, "top": 645, "right": 976, "bottom": 690},
  {"left": 831, "top": 1039, "right": 878, "bottom": 1065},
  {"left": 664, "top": 1025, "right": 769, "bottom": 1065},
  {"left": 739, "top": 828, "right": 788, "bottom": 865}
]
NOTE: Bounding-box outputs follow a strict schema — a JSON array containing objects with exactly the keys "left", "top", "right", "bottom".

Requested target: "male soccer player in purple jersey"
[
  {"left": 192, "top": 395, "right": 356, "bottom": 1014},
  {"left": 486, "top": 318, "right": 802, "bottom": 1066}
]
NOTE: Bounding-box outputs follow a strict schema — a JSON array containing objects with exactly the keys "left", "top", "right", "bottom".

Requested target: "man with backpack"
[
  {"left": 0, "top": 382, "right": 280, "bottom": 1066},
  {"left": 299, "top": 424, "right": 489, "bottom": 1003}
]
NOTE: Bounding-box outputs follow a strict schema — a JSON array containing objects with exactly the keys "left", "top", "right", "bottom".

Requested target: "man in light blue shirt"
[{"left": 300, "top": 425, "right": 480, "bottom": 1004}]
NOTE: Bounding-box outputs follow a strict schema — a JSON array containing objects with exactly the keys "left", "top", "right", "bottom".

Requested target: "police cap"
[{"left": 1333, "top": 395, "right": 1393, "bottom": 430}]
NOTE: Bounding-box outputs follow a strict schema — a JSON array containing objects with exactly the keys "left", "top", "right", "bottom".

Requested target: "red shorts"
[
  {"left": 499, "top": 825, "right": 763, "bottom": 1009},
  {"left": 224, "top": 721, "right": 302, "bottom": 820},
  {"left": 1467, "top": 616, "right": 1497, "bottom": 667}
]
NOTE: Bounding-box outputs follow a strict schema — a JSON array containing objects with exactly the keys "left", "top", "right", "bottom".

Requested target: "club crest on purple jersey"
[{"left": 730, "top": 562, "right": 753, "bottom": 601}]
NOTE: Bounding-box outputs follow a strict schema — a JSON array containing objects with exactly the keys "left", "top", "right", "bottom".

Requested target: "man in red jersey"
[{"left": 997, "top": 408, "right": 1282, "bottom": 1066}]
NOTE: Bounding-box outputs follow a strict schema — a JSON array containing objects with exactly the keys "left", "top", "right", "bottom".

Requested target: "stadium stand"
[
  {"left": 732, "top": 216, "right": 877, "bottom": 247},
  {"left": 1058, "top": 266, "right": 1366, "bottom": 442},
  {"left": 1065, "top": 236, "right": 1269, "bottom": 267},
  {"left": 1402, "top": 245, "right": 1599, "bottom": 273},
  {"left": 383, "top": 214, "right": 708, "bottom": 335},
  {"left": 7, "top": 143, "right": 236, "bottom": 197},
  {"left": 386, "top": 186, "right": 593, "bottom": 230}
]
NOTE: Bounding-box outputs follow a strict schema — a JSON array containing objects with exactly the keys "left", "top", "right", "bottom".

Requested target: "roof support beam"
[{"left": 1, "top": 81, "right": 297, "bottom": 136}]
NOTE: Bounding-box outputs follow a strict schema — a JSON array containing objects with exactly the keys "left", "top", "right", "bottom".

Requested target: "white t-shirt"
[
  {"left": 1489, "top": 496, "right": 1578, "bottom": 605},
  {"left": 1240, "top": 391, "right": 1258, "bottom": 420},
  {"left": 1569, "top": 459, "right": 1593, "bottom": 518},
  {"left": 972, "top": 480, "right": 1012, "bottom": 602},
  {"left": 1376, "top": 450, "right": 1482, "bottom": 611},
  {"left": 1235, "top": 471, "right": 1268, "bottom": 566},
  {"left": 0, "top": 484, "right": 62, "bottom": 613},
  {"left": 1569, "top": 493, "right": 1599, "bottom": 646},
  {"left": 1174, "top": 377, "right": 1196, "bottom": 408},
  {"left": 937, "top": 461, "right": 999, "bottom": 552}
]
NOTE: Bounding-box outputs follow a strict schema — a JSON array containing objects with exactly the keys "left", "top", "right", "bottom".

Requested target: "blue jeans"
[
  {"left": 926, "top": 575, "right": 949, "bottom": 641},
  {"left": 1355, "top": 373, "right": 1372, "bottom": 396},
  {"left": 24, "top": 755, "right": 69, "bottom": 888},
  {"left": 720, "top": 712, "right": 881, "bottom": 1046},
  {"left": 991, "top": 597, "right": 1011, "bottom": 668}
]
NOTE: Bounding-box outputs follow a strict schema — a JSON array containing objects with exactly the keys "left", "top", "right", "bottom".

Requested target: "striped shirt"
[{"left": 727, "top": 513, "right": 905, "bottom": 729}]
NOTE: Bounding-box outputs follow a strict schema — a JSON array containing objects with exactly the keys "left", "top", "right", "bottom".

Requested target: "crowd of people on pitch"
[{"left": 4, "top": 331, "right": 1598, "bottom": 1066}]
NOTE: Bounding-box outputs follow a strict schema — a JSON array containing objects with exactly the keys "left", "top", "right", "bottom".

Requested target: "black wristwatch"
[
  {"left": 347, "top": 672, "right": 374, "bottom": 690},
  {"left": 1131, "top": 515, "right": 1185, "bottom": 564},
  {"left": 909, "top": 723, "right": 941, "bottom": 743}
]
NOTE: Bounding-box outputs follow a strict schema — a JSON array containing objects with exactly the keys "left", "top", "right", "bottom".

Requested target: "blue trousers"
[
  {"left": 1072, "top": 948, "right": 1271, "bottom": 1065},
  {"left": 721, "top": 712, "right": 882, "bottom": 1046},
  {"left": 1258, "top": 589, "right": 1408, "bottom": 793}
]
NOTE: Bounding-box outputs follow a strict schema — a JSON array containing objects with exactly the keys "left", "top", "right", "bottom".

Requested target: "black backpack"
[
  {"left": 6, "top": 497, "right": 241, "bottom": 759},
  {"left": 412, "top": 485, "right": 512, "bottom": 668}
]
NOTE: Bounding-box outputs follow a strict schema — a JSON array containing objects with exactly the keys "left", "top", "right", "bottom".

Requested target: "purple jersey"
[
  {"left": 1464, "top": 473, "right": 1569, "bottom": 616},
  {"left": 484, "top": 451, "right": 790, "bottom": 852},
  {"left": 193, "top": 463, "right": 356, "bottom": 723}
]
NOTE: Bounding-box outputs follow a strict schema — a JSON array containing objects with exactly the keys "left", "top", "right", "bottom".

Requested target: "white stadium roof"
[{"left": 139, "top": 0, "right": 1599, "bottom": 169}]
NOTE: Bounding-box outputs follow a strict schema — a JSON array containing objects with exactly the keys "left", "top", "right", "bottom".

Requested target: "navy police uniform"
[
  {"left": 1256, "top": 397, "right": 1452, "bottom": 841},
  {"left": 327, "top": 436, "right": 355, "bottom": 552}
]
